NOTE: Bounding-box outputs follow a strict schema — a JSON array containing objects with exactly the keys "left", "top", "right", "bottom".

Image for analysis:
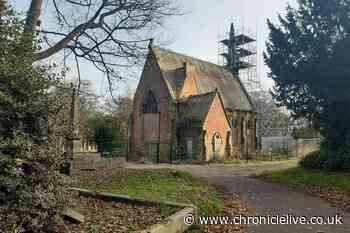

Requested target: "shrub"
[
  {"left": 0, "top": 133, "right": 71, "bottom": 233},
  {"left": 300, "top": 149, "right": 350, "bottom": 171},
  {"left": 299, "top": 150, "right": 328, "bottom": 169},
  {"left": 0, "top": 4, "right": 71, "bottom": 232}
]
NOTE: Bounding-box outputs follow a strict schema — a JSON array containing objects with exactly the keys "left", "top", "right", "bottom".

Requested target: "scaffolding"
[{"left": 218, "top": 22, "right": 261, "bottom": 93}]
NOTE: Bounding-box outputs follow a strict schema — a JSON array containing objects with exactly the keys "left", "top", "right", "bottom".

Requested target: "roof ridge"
[
  {"left": 149, "top": 45, "right": 254, "bottom": 112},
  {"left": 178, "top": 91, "right": 217, "bottom": 103},
  {"left": 152, "top": 45, "right": 229, "bottom": 71},
  {"left": 189, "top": 91, "right": 216, "bottom": 98}
]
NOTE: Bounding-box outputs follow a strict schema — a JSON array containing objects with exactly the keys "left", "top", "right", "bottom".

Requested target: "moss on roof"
[
  {"left": 178, "top": 92, "right": 217, "bottom": 122},
  {"left": 151, "top": 46, "right": 254, "bottom": 112}
]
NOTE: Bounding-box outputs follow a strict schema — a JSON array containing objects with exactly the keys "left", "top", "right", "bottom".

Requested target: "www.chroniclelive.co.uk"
[{"left": 183, "top": 214, "right": 344, "bottom": 226}]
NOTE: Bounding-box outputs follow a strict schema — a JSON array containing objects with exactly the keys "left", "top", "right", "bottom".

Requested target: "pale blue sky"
[{"left": 11, "top": 0, "right": 296, "bottom": 97}]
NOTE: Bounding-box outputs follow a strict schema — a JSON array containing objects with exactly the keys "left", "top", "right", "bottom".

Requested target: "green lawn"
[
  {"left": 214, "top": 158, "right": 299, "bottom": 167},
  {"left": 75, "top": 168, "right": 223, "bottom": 216},
  {"left": 257, "top": 167, "right": 350, "bottom": 191}
]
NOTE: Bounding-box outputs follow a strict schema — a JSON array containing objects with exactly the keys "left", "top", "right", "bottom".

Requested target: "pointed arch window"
[{"left": 143, "top": 90, "right": 159, "bottom": 113}]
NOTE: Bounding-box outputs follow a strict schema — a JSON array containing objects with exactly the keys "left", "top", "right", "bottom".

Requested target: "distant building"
[{"left": 129, "top": 44, "right": 257, "bottom": 163}]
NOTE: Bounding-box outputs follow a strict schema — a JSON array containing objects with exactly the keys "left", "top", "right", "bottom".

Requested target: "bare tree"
[
  {"left": 24, "top": 0, "right": 180, "bottom": 93},
  {"left": 251, "top": 91, "right": 290, "bottom": 139}
]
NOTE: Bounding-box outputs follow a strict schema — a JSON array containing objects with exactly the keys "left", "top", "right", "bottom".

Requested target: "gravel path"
[{"left": 126, "top": 161, "right": 350, "bottom": 233}]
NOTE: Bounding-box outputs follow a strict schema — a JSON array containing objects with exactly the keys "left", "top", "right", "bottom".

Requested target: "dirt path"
[{"left": 126, "top": 160, "right": 350, "bottom": 233}]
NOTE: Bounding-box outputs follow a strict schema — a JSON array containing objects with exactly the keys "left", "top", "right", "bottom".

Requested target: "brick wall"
[
  {"left": 179, "top": 63, "right": 198, "bottom": 98},
  {"left": 130, "top": 51, "right": 173, "bottom": 162},
  {"left": 203, "top": 95, "right": 230, "bottom": 161},
  {"left": 130, "top": 51, "right": 257, "bottom": 163}
]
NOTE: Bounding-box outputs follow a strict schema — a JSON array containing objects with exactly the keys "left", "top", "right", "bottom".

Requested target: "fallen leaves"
[
  {"left": 306, "top": 187, "right": 350, "bottom": 213},
  {"left": 204, "top": 193, "right": 253, "bottom": 233},
  {"left": 60, "top": 196, "right": 165, "bottom": 233},
  {"left": 69, "top": 168, "right": 254, "bottom": 233}
]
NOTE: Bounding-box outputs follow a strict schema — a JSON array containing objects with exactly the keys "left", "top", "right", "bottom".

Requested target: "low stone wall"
[
  {"left": 256, "top": 137, "right": 321, "bottom": 160},
  {"left": 295, "top": 138, "right": 321, "bottom": 157},
  {"left": 70, "top": 188, "right": 197, "bottom": 233},
  {"left": 250, "top": 151, "right": 295, "bottom": 161},
  {"left": 139, "top": 208, "right": 195, "bottom": 233},
  {"left": 71, "top": 153, "right": 126, "bottom": 174},
  {"left": 261, "top": 136, "right": 295, "bottom": 154}
]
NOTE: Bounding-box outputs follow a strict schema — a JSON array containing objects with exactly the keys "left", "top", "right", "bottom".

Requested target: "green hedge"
[{"left": 300, "top": 149, "right": 350, "bottom": 171}]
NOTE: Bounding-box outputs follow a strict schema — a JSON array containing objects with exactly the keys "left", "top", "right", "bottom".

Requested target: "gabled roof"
[
  {"left": 178, "top": 91, "right": 231, "bottom": 128},
  {"left": 150, "top": 45, "right": 254, "bottom": 112},
  {"left": 178, "top": 92, "right": 217, "bottom": 122}
]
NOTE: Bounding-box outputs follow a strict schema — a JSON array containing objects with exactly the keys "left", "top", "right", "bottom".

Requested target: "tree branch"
[
  {"left": 25, "top": 0, "right": 43, "bottom": 33},
  {"left": 26, "top": 0, "right": 181, "bottom": 99}
]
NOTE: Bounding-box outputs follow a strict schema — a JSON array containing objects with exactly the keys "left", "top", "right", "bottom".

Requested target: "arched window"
[
  {"left": 212, "top": 132, "right": 223, "bottom": 153},
  {"left": 213, "top": 133, "right": 222, "bottom": 143},
  {"left": 143, "top": 90, "right": 159, "bottom": 113}
]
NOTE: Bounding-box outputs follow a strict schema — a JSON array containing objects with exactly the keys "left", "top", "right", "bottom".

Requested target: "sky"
[{"left": 11, "top": 0, "right": 296, "bottom": 98}]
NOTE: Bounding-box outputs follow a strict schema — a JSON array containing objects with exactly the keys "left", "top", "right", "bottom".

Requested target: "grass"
[
  {"left": 211, "top": 158, "right": 299, "bottom": 167},
  {"left": 75, "top": 168, "right": 223, "bottom": 216},
  {"left": 257, "top": 167, "right": 350, "bottom": 191}
]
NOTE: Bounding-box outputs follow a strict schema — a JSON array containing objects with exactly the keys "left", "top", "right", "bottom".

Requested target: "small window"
[
  {"left": 212, "top": 132, "right": 222, "bottom": 153},
  {"left": 143, "top": 90, "right": 159, "bottom": 113},
  {"left": 213, "top": 132, "right": 223, "bottom": 144},
  {"left": 231, "top": 119, "right": 236, "bottom": 128}
]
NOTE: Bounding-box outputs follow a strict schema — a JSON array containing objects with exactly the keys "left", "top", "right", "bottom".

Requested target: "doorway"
[
  {"left": 186, "top": 139, "right": 193, "bottom": 159},
  {"left": 212, "top": 132, "right": 222, "bottom": 158}
]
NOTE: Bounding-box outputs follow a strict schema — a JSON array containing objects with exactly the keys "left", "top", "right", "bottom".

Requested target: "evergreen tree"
[
  {"left": 0, "top": 2, "right": 70, "bottom": 232},
  {"left": 265, "top": 0, "right": 350, "bottom": 169}
]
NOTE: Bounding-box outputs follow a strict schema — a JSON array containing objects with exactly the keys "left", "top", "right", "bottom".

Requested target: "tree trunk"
[{"left": 25, "top": 0, "right": 43, "bottom": 33}]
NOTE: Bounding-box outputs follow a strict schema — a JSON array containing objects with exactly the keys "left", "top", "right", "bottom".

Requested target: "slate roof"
[
  {"left": 151, "top": 46, "right": 254, "bottom": 112},
  {"left": 177, "top": 92, "right": 217, "bottom": 122}
]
